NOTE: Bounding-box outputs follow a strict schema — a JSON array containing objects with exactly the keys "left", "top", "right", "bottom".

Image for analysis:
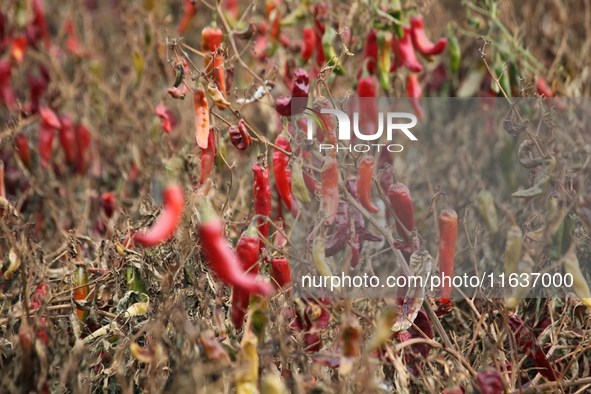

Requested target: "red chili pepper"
[
  {"left": 476, "top": 369, "right": 503, "bottom": 394},
  {"left": 325, "top": 202, "right": 350, "bottom": 256},
  {"left": 313, "top": 2, "right": 328, "bottom": 69},
  {"left": 231, "top": 222, "right": 261, "bottom": 329},
  {"left": 300, "top": 26, "right": 316, "bottom": 63},
  {"left": 388, "top": 178, "right": 415, "bottom": 249},
  {"left": 406, "top": 73, "right": 424, "bottom": 121},
  {"left": 59, "top": 114, "right": 77, "bottom": 166},
  {"left": 194, "top": 86, "right": 210, "bottom": 149},
  {"left": 199, "top": 128, "right": 216, "bottom": 185},
  {"left": 198, "top": 205, "right": 272, "bottom": 296},
  {"left": 271, "top": 257, "right": 291, "bottom": 292},
  {"left": 130, "top": 184, "right": 185, "bottom": 248},
  {"left": 39, "top": 107, "right": 61, "bottom": 169},
  {"left": 101, "top": 192, "right": 116, "bottom": 218},
  {"left": 396, "top": 308, "right": 433, "bottom": 376},
  {"left": 349, "top": 234, "right": 361, "bottom": 267},
  {"left": 357, "top": 31, "right": 378, "bottom": 78},
  {"left": 74, "top": 265, "right": 89, "bottom": 322},
  {"left": 357, "top": 72, "right": 379, "bottom": 134},
  {"left": 536, "top": 76, "right": 553, "bottom": 97},
  {"left": 29, "top": 282, "right": 50, "bottom": 344},
  {"left": 437, "top": 208, "right": 457, "bottom": 312},
  {"left": 409, "top": 16, "right": 447, "bottom": 56},
  {"left": 178, "top": 0, "right": 197, "bottom": 35},
  {"left": 10, "top": 36, "right": 27, "bottom": 64},
  {"left": 272, "top": 132, "right": 298, "bottom": 214},
  {"left": 312, "top": 96, "right": 338, "bottom": 156},
  {"left": 346, "top": 179, "right": 383, "bottom": 243},
  {"left": 202, "top": 25, "right": 226, "bottom": 93},
  {"left": 357, "top": 155, "right": 379, "bottom": 213},
  {"left": 275, "top": 68, "right": 310, "bottom": 116},
  {"left": 15, "top": 134, "right": 33, "bottom": 170},
  {"left": 321, "top": 156, "right": 339, "bottom": 226},
  {"left": 253, "top": 162, "right": 272, "bottom": 243},
  {"left": 229, "top": 120, "right": 252, "bottom": 150},
  {"left": 265, "top": 0, "right": 281, "bottom": 42},
  {"left": 0, "top": 59, "right": 17, "bottom": 111},
  {"left": 155, "top": 105, "right": 175, "bottom": 133},
  {"left": 27, "top": 73, "right": 48, "bottom": 115},
  {"left": 75, "top": 123, "right": 91, "bottom": 175},
  {"left": 32, "top": 0, "right": 50, "bottom": 47},
  {"left": 398, "top": 27, "right": 423, "bottom": 72}
]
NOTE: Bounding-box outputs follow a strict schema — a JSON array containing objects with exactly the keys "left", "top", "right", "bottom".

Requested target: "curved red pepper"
[
  {"left": 155, "top": 105, "right": 175, "bottom": 133},
  {"left": 198, "top": 205, "right": 271, "bottom": 296},
  {"left": 253, "top": 162, "right": 272, "bottom": 242},
  {"left": 178, "top": 0, "right": 197, "bottom": 35},
  {"left": 231, "top": 222, "right": 261, "bottom": 329},
  {"left": 357, "top": 74, "right": 379, "bottom": 134},
  {"left": 398, "top": 28, "right": 423, "bottom": 72},
  {"left": 59, "top": 114, "right": 77, "bottom": 166},
  {"left": 275, "top": 68, "right": 310, "bottom": 116},
  {"left": 199, "top": 128, "right": 216, "bottom": 185},
  {"left": 300, "top": 26, "right": 316, "bottom": 63},
  {"left": 406, "top": 73, "right": 424, "bottom": 121},
  {"left": 312, "top": 97, "right": 338, "bottom": 157},
  {"left": 271, "top": 257, "right": 291, "bottom": 292},
  {"left": 131, "top": 184, "right": 185, "bottom": 247},
  {"left": 321, "top": 156, "right": 339, "bottom": 225},
  {"left": 75, "top": 124, "right": 91, "bottom": 175},
  {"left": 437, "top": 208, "right": 457, "bottom": 311},
  {"left": 357, "top": 155, "right": 379, "bottom": 213},
  {"left": 388, "top": 180, "right": 415, "bottom": 248},
  {"left": 409, "top": 16, "right": 447, "bottom": 56},
  {"left": 272, "top": 132, "right": 298, "bottom": 214},
  {"left": 229, "top": 119, "right": 252, "bottom": 150}
]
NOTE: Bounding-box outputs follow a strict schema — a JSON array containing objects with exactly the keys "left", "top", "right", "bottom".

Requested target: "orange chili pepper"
[{"left": 193, "top": 86, "right": 210, "bottom": 149}]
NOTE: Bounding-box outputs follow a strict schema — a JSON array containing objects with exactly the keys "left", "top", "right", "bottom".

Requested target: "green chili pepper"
[
  {"left": 448, "top": 34, "right": 461, "bottom": 74},
  {"left": 512, "top": 155, "right": 556, "bottom": 198},
  {"left": 322, "top": 26, "right": 345, "bottom": 75},
  {"left": 385, "top": 0, "right": 404, "bottom": 38},
  {"left": 561, "top": 214, "right": 574, "bottom": 256},
  {"left": 504, "top": 224, "right": 523, "bottom": 276},
  {"left": 376, "top": 30, "right": 393, "bottom": 91},
  {"left": 563, "top": 242, "right": 591, "bottom": 307},
  {"left": 477, "top": 189, "right": 499, "bottom": 234},
  {"left": 292, "top": 157, "right": 311, "bottom": 204}
]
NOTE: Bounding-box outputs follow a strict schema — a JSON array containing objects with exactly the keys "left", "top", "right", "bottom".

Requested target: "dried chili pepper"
[
  {"left": 512, "top": 154, "right": 555, "bottom": 198},
  {"left": 376, "top": 30, "right": 393, "bottom": 91},
  {"left": 448, "top": 34, "right": 461, "bottom": 74},
  {"left": 15, "top": 134, "right": 32, "bottom": 170},
  {"left": 342, "top": 314, "right": 362, "bottom": 359},
  {"left": 398, "top": 27, "right": 423, "bottom": 72},
  {"left": 321, "top": 156, "right": 339, "bottom": 226},
  {"left": 207, "top": 82, "right": 231, "bottom": 109},
  {"left": 346, "top": 179, "right": 383, "bottom": 242},
  {"left": 199, "top": 128, "right": 216, "bottom": 185},
  {"left": 271, "top": 257, "right": 291, "bottom": 292},
  {"left": 325, "top": 203, "right": 350, "bottom": 256},
  {"left": 193, "top": 85, "right": 210, "bottom": 149},
  {"left": 349, "top": 234, "right": 361, "bottom": 267},
  {"left": 232, "top": 222, "right": 261, "bottom": 329},
  {"left": 39, "top": 106, "right": 62, "bottom": 169},
  {"left": 291, "top": 157, "right": 311, "bottom": 204},
  {"left": 273, "top": 131, "right": 297, "bottom": 213},
  {"left": 253, "top": 162, "right": 272, "bottom": 242},
  {"left": 229, "top": 119, "right": 252, "bottom": 150},
  {"left": 407, "top": 73, "right": 424, "bottom": 121},
  {"left": 409, "top": 16, "right": 447, "bottom": 56},
  {"left": 300, "top": 25, "right": 316, "bottom": 63},
  {"left": 155, "top": 105, "right": 175, "bottom": 134},
  {"left": 504, "top": 224, "right": 523, "bottom": 276},
  {"left": 517, "top": 139, "right": 543, "bottom": 169},
  {"left": 202, "top": 25, "right": 226, "bottom": 93},
  {"left": 74, "top": 264, "right": 89, "bottom": 322},
  {"left": 437, "top": 208, "right": 457, "bottom": 309},
  {"left": 198, "top": 204, "right": 272, "bottom": 296},
  {"left": 388, "top": 178, "right": 415, "bottom": 248},
  {"left": 563, "top": 241, "right": 591, "bottom": 307},
  {"left": 59, "top": 114, "right": 77, "bottom": 166},
  {"left": 236, "top": 330, "right": 259, "bottom": 392},
  {"left": 275, "top": 68, "right": 310, "bottom": 116},
  {"left": 396, "top": 308, "right": 433, "bottom": 376},
  {"left": 200, "top": 330, "right": 230, "bottom": 365},
  {"left": 178, "top": 0, "right": 197, "bottom": 34},
  {"left": 75, "top": 123, "right": 91, "bottom": 175},
  {"left": 130, "top": 184, "right": 184, "bottom": 248},
  {"left": 357, "top": 155, "right": 379, "bottom": 213},
  {"left": 477, "top": 189, "right": 499, "bottom": 234},
  {"left": 321, "top": 26, "right": 344, "bottom": 75},
  {"left": 312, "top": 96, "right": 338, "bottom": 155}
]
